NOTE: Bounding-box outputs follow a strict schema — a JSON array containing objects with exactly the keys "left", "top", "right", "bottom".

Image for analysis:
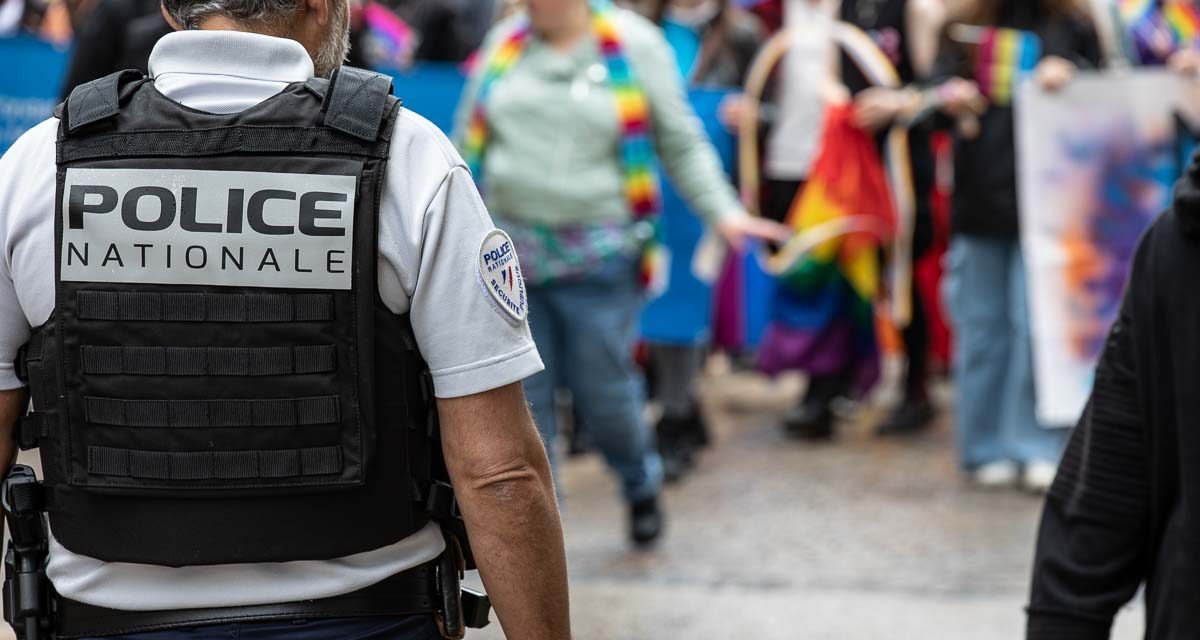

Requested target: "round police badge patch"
[{"left": 477, "top": 229, "right": 528, "bottom": 324}]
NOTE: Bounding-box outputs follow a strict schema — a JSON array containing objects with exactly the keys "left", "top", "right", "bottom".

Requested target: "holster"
[{"left": 2, "top": 464, "right": 52, "bottom": 640}]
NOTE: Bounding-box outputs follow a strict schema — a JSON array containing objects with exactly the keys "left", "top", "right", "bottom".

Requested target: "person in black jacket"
[
  {"left": 931, "top": 0, "right": 1101, "bottom": 492},
  {"left": 1026, "top": 159, "right": 1200, "bottom": 639},
  {"left": 58, "top": 0, "right": 171, "bottom": 98}
]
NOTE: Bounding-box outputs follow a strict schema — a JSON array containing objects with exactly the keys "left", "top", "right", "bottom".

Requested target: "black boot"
[
  {"left": 656, "top": 415, "right": 694, "bottom": 484},
  {"left": 682, "top": 408, "right": 712, "bottom": 450},
  {"left": 783, "top": 400, "right": 834, "bottom": 440},
  {"left": 629, "top": 495, "right": 664, "bottom": 547},
  {"left": 874, "top": 398, "right": 935, "bottom": 437}
]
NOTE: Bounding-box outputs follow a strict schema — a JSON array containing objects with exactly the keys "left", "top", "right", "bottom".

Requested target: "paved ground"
[
  {"left": 470, "top": 363, "right": 1146, "bottom": 639},
  {"left": 1, "top": 364, "right": 1146, "bottom": 639}
]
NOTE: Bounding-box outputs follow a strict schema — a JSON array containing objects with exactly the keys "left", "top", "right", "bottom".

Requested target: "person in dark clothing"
[
  {"left": 1026, "top": 161, "right": 1200, "bottom": 638},
  {"left": 931, "top": 0, "right": 1102, "bottom": 490},
  {"left": 391, "top": 0, "right": 494, "bottom": 62},
  {"left": 58, "top": 0, "right": 169, "bottom": 97}
]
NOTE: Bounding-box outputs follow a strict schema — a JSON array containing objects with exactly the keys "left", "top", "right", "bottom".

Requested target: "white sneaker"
[
  {"left": 1022, "top": 461, "right": 1058, "bottom": 494},
  {"left": 971, "top": 460, "right": 1019, "bottom": 489}
]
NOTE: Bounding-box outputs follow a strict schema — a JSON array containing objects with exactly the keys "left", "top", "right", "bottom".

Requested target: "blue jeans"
[
  {"left": 81, "top": 615, "right": 439, "bottom": 639},
  {"left": 943, "top": 235, "right": 1068, "bottom": 470},
  {"left": 524, "top": 275, "right": 663, "bottom": 503}
]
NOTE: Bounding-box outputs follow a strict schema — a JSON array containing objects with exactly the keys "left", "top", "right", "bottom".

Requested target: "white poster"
[{"left": 1017, "top": 69, "right": 1182, "bottom": 426}]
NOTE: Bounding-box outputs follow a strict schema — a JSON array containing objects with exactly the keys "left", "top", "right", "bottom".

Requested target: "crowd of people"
[{"left": 12, "top": 0, "right": 1200, "bottom": 541}]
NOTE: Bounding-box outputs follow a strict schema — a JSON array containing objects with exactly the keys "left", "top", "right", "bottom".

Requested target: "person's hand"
[
  {"left": 936, "top": 77, "right": 985, "bottom": 117},
  {"left": 853, "top": 87, "right": 901, "bottom": 131},
  {"left": 853, "top": 87, "right": 921, "bottom": 132},
  {"left": 718, "top": 93, "right": 749, "bottom": 133},
  {"left": 1034, "top": 55, "right": 1076, "bottom": 93},
  {"left": 1169, "top": 48, "right": 1200, "bottom": 76},
  {"left": 715, "top": 211, "right": 792, "bottom": 251}
]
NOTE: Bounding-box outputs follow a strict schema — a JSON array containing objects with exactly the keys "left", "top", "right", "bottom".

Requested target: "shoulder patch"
[{"left": 477, "top": 229, "right": 528, "bottom": 324}]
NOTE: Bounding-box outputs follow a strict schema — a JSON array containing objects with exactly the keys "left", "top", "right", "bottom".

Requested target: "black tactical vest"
[{"left": 16, "top": 67, "right": 443, "bottom": 567}]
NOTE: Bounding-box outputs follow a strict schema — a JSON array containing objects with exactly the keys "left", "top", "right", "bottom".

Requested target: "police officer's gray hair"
[{"left": 162, "top": 0, "right": 303, "bottom": 30}]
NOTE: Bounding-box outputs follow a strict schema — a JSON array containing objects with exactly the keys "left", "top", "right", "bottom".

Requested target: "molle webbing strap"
[
  {"left": 88, "top": 445, "right": 342, "bottom": 480},
  {"left": 56, "top": 127, "right": 393, "bottom": 164},
  {"left": 77, "top": 291, "right": 333, "bottom": 322},
  {"left": 65, "top": 69, "right": 145, "bottom": 133},
  {"left": 81, "top": 345, "right": 337, "bottom": 376},
  {"left": 321, "top": 67, "right": 395, "bottom": 141},
  {"left": 84, "top": 396, "right": 340, "bottom": 428}
]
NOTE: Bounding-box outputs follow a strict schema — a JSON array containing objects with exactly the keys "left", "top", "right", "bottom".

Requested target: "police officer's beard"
[{"left": 312, "top": 0, "right": 351, "bottom": 78}]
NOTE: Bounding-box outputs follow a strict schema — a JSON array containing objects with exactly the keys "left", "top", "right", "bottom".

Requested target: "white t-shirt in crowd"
[
  {"left": 0, "top": 30, "right": 544, "bottom": 612},
  {"left": 764, "top": 0, "right": 834, "bottom": 181}
]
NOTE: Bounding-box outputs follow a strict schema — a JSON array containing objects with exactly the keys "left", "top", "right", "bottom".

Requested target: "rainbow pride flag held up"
[
  {"left": 757, "top": 106, "right": 895, "bottom": 394},
  {"left": 974, "top": 28, "right": 1042, "bottom": 106},
  {"left": 361, "top": 2, "right": 416, "bottom": 70},
  {"left": 1120, "top": 0, "right": 1200, "bottom": 65}
]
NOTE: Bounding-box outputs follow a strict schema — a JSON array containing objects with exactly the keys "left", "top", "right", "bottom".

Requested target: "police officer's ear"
[
  {"left": 160, "top": 3, "right": 183, "bottom": 31},
  {"left": 299, "top": 0, "right": 333, "bottom": 27}
]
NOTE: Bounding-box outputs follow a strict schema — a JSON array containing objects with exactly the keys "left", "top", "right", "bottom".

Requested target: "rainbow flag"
[
  {"left": 975, "top": 28, "right": 1041, "bottom": 106},
  {"left": 1121, "top": 0, "right": 1200, "bottom": 64},
  {"left": 361, "top": 2, "right": 416, "bottom": 70},
  {"left": 757, "top": 106, "right": 895, "bottom": 393}
]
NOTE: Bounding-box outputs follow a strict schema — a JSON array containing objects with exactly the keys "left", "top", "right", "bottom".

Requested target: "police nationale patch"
[
  {"left": 60, "top": 168, "right": 357, "bottom": 290},
  {"left": 478, "top": 229, "right": 527, "bottom": 324}
]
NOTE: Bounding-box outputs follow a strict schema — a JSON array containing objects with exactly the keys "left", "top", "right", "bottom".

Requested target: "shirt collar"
[{"left": 148, "top": 30, "right": 315, "bottom": 83}]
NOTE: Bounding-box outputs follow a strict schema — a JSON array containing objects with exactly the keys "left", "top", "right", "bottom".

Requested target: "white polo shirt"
[{"left": 0, "top": 30, "right": 543, "bottom": 611}]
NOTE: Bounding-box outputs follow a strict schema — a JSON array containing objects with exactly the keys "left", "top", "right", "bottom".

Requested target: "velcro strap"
[
  {"left": 84, "top": 396, "right": 340, "bottom": 428},
  {"left": 15, "top": 414, "right": 48, "bottom": 450},
  {"left": 88, "top": 446, "right": 342, "bottom": 479},
  {"left": 322, "top": 66, "right": 394, "bottom": 141},
  {"left": 77, "top": 291, "right": 333, "bottom": 322},
  {"left": 81, "top": 345, "right": 337, "bottom": 376},
  {"left": 65, "top": 69, "right": 144, "bottom": 133}
]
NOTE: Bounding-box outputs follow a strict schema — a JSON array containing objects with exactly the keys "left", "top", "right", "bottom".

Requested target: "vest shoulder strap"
[
  {"left": 59, "top": 69, "right": 146, "bottom": 134},
  {"left": 318, "top": 66, "right": 398, "bottom": 141}
]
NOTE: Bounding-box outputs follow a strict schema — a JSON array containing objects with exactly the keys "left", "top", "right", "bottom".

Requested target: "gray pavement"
[
  {"left": 2, "top": 366, "right": 1146, "bottom": 639},
  {"left": 471, "top": 365, "right": 1145, "bottom": 639}
]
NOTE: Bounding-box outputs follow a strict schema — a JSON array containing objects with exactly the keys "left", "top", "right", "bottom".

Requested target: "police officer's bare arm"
[
  {"left": 0, "top": 389, "right": 26, "bottom": 483},
  {"left": 438, "top": 381, "right": 571, "bottom": 639}
]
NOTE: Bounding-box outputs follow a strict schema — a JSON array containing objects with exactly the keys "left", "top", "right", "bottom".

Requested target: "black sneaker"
[
  {"left": 874, "top": 399, "right": 935, "bottom": 437},
  {"left": 783, "top": 401, "right": 834, "bottom": 440},
  {"left": 681, "top": 409, "right": 712, "bottom": 450},
  {"left": 629, "top": 495, "right": 664, "bottom": 547},
  {"left": 656, "top": 416, "right": 694, "bottom": 484}
]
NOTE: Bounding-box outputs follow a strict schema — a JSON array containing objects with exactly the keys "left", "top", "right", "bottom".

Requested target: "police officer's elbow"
[{"left": 457, "top": 454, "right": 551, "bottom": 504}]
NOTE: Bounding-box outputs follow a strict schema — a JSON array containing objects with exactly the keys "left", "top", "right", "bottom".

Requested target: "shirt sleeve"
[
  {"left": 629, "top": 15, "right": 742, "bottom": 225},
  {"left": 1026, "top": 230, "right": 1153, "bottom": 639},
  {"left": 0, "top": 121, "right": 54, "bottom": 390},
  {"left": 380, "top": 112, "right": 543, "bottom": 398}
]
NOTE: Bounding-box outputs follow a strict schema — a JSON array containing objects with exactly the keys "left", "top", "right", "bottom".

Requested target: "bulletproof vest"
[{"left": 16, "top": 67, "right": 443, "bottom": 567}]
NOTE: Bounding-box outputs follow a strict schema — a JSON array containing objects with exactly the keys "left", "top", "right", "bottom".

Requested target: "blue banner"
[{"left": 0, "top": 36, "right": 69, "bottom": 154}]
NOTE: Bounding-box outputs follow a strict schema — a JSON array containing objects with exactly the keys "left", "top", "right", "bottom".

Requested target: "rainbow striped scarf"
[
  {"left": 463, "top": 1, "right": 659, "bottom": 220},
  {"left": 974, "top": 28, "right": 1042, "bottom": 106}
]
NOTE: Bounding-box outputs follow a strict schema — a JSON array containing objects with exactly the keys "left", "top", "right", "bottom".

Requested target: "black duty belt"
[{"left": 53, "top": 562, "right": 438, "bottom": 639}]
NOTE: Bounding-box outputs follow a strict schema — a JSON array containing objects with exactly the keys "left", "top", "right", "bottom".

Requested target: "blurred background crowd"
[{"left": 2, "top": 0, "right": 1195, "bottom": 636}]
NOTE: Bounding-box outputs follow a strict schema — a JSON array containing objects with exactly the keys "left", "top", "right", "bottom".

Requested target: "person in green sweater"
[{"left": 455, "top": 0, "right": 786, "bottom": 547}]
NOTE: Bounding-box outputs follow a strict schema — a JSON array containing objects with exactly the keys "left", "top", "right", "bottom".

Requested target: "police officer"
[{"left": 0, "top": 0, "right": 570, "bottom": 636}]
